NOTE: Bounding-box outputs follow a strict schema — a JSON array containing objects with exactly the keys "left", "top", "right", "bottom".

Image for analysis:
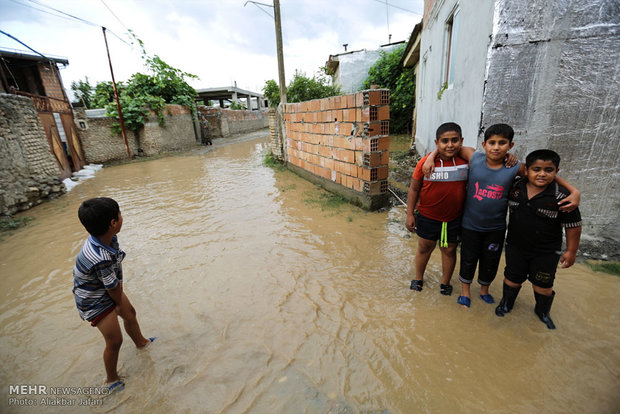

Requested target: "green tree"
[
  {"left": 70, "top": 77, "right": 93, "bottom": 108},
  {"left": 263, "top": 69, "right": 340, "bottom": 108},
  {"left": 363, "top": 45, "right": 415, "bottom": 134},
  {"left": 96, "top": 32, "right": 198, "bottom": 133},
  {"left": 263, "top": 79, "right": 281, "bottom": 107}
]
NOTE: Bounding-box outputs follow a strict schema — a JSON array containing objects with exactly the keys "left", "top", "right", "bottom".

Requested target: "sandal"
[
  {"left": 480, "top": 294, "right": 495, "bottom": 304},
  {"left": 457, "top": 296, "right": 471, "bottom": 308}
]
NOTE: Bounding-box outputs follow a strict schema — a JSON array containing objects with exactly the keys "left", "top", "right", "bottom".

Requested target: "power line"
[
  {"left": 371, "top": 0, "right": 422, "bottom": 16},
  {"left": 100, "top": 0, "right": 130, "bottom": 32},
  {"left": 25, "top": 0, "right": 100, "bottom": 27},
  {"left": 8, "top": 0, "right": 130, "bottom": 45}
]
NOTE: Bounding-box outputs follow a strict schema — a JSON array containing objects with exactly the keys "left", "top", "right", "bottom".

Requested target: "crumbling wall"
[
  {"left": 199, "top": 107, "right": 269, "bottom": 138},
  {"left": 77, "top": 105, "right": 197, "bottom": 163},
  {"left": 138, "top": 105, "right": 197, "bottom": 156},
  {"left": 283, "top": 90, "right": 390, "bottom": 210},
  {"left": 482, "top": 0, "right": 620, "bottom": 257},
  {"left": 0, "top": 93, "right": 65, "bottom": 215}
]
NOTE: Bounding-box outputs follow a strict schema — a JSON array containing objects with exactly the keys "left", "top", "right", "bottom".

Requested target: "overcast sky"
[{"left": 0, "top": 0, "right": 423, "bottom": 98}]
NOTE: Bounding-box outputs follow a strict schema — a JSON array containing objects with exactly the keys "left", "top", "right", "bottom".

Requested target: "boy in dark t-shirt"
[
  {"left": 495, "top": 150, "right": 582, "bottom": 329},
  {"left": 406, "top": 122, "right": 468, "bottom": 295}
]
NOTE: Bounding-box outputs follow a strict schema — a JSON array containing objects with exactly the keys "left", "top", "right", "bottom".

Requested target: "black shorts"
[
  {"left": 459, "top": 228, "right": 505, "bottom": 286},
  {"left": 415, "top": 213, "right": 461, "bottom": 244},
  {"left": 504, "top": 243, "right": 560, "bottom": 289}
]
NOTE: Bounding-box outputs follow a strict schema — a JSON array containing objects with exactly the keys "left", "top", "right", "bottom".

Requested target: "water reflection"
[{"left": 0, "top": 135, "right": 618, "bottom": 413}]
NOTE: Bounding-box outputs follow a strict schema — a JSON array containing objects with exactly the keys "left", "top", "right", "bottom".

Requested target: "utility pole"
[
  {"left": 273, "top": 0, "right": 287, "bottom": 104},
  {"left": 102, "top": 26, "right": 131, "bottom": 159}
]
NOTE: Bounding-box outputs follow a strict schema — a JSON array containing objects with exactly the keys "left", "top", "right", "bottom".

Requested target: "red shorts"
[{"left": 89, "top": 305, "right": 116, "bottom": 327}]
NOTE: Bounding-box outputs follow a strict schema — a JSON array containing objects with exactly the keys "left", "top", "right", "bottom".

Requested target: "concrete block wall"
[{"left": 283, "top": 89, "right": 390, "bottom": 210}]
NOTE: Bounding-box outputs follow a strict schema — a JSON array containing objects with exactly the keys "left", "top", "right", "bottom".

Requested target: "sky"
[{"left": 0, "top": 0, "right": 423, "bottom": 99}]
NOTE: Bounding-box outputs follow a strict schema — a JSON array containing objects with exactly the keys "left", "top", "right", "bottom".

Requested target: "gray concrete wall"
[
  {"left": 199, "top": 107, "right": 269, "bottom": 138},
  {"left": 0, "top": 93, "right": 65, "bottom": 215},
  {"left": 415, "top": 0, "right": 495, "bottom": 154},
  {"left": 482, "top": 0, "right": 620, "bottom": 256},
  {"left": 138, "top": 105, "right": 198, "bottom": 156},
  {"left": 77, "top": 105, "right": 198, "bottom": 162}
]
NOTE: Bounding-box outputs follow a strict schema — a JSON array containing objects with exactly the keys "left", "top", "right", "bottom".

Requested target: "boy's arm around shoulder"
[
  {"left": 555, "top": 176, "right": 581, "bottom": 212},
  {"left": 421, "top": 146, "right": 475, "bottom": 177}
]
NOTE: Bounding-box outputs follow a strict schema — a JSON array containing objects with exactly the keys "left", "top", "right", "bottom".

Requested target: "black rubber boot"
[
  {"left": 495, "top": 283, "right": 521, "bottom": 317},
  {"left": 534, "top": 291, "right": 556, "bottom": 330},
  {"left": 410, "top": 279, "right": 423, "bottom": 291}
]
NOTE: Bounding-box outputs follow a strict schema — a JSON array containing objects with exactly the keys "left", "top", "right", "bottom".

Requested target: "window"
[{"left": 443, "top": 8, "right": 460, "bottom": 88}]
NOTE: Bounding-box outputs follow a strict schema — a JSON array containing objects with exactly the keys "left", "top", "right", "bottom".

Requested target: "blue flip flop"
[
  {"left": 107, "top": 380, "right": 125, "bottom": 394},
  {"left": 457, "top": 296, "right": 470, "bottom": 308},
  {"left": 480, "top": 294, "right": 495, "bottom": 304}
]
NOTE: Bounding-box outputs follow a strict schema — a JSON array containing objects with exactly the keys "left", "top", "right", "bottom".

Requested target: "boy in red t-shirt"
[{"left": 406, "top": 122, "right": 468, "bottom": 295}]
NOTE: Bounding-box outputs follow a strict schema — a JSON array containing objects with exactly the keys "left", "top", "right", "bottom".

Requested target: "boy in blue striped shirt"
[{"left": 73, "top": 197, "right": 153, "bottom": 394}]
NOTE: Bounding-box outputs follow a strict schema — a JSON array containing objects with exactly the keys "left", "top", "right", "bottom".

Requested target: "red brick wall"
[{"left": 284, "top": 89, "right": 390, "bottom": 196}]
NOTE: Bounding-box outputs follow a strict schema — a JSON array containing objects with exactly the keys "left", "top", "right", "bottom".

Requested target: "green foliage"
[
  {"left": 437, "top": 82, "right": 448, "bottom": 100},
  {"left": 229, "top": 101, "right": 246, "bottom": 110},
  {"left": 95, "top": 32, "right": 198, "bottom": 133},
  {"left": 263, "top": 151, "right": 286, "bottom": 170},
  {"left": 262, "top": 69, "right": 341, "bottom": 108},
  {"left": 585, "top": 261, "right": 620, "bottom": 276},
  {"left": 287, "top": 70, "right": 341, "bottom": 103},
  {"left": 263, "top": 79, "right": 281, "bottom": 107},
  {"left": 92, "top": 81, "right": 124, "bottom": 109},
  {"left": 363, "top": 45, "right": 415, "bottom": 134},
  {"left": 0, "top": 215, "right": 34, "bottom": 233},
  {"left": 70, "top": 77, "right": 93, "bottom": 108}
]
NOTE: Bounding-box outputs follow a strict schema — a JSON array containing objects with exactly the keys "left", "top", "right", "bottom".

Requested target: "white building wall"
[{"left": 415, "top": 0, "right": 495, "bottom": 154}]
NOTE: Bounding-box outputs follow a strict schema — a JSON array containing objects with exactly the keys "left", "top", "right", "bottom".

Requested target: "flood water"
[{"left": 1, "top": 133, "right": 619, "bottom": 414}]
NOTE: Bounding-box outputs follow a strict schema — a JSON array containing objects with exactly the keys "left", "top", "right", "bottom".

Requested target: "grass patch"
[
  {"left": 0, "top": 216, "right": 34, "bottom": 233},
  {"left": 303, "top": 190, "right": 349, "bottom": 211},
  {"left": 584, "top": 261, "right": 620, "bottom": 276},
  {"left": 263, "top": 152, "right": 286, "bottom": 171}
]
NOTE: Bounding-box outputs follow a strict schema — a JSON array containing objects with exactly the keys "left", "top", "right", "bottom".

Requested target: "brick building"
[{"left": 0, "top": 49, "right": 85, "bottom": 178}]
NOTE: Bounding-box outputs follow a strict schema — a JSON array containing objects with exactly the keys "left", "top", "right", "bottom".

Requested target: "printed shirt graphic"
[
  {"left": 73, "top": 235, "right": 125, "bottom": 321},
  {"left": 413, "top": 154, "right": 468, "bottom": 221},
  {"left": 462, "top": 151, "right": 520, "bottom": 231}
]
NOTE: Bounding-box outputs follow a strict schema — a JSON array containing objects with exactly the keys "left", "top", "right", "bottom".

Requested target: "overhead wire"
[
  {"left": 7, "top": 0, "right": 130, "bottom": 45},
  {"left": 370, "top": 0, "right": 422, "bottom": 16}
]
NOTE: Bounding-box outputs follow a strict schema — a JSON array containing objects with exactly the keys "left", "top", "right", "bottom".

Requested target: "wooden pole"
[
  {"left": 273, "top": 0, "right": 287, "bottom": 104},
  {"left": 102, "top": 27, "right": 131, "bottom": 159}
]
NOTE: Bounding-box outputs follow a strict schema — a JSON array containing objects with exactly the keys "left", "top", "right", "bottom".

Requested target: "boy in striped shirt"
[{"left": 73, "top": 197, "right": 153, "bottom": 393}]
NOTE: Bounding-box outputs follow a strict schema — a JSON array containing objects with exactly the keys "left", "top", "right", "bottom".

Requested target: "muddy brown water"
[{"left": 1, "top": 134, "right": 619, "bottom": 413}]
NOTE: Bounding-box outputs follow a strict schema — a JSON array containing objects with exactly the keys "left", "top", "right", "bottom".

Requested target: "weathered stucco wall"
[
  {"left": 138, "top": 105, "right": 197, "bottom": 156},
  {"left": 0, "top": 93, "right": 65, "bottom": 215},
  {"left": 482, "top": 0, "right": 620, "bottom": 255},
  {"left": 415, "top": 0, "right": 495, "bottom": 154},
  {"left": 283, "top": 90, "right": 391, "bottom": 210},
  {"left": 199, "top": 107, "right": 269, "bottom": 138},
  {"left": 77, "top": 104, "right": 198, "bottom": 163}
]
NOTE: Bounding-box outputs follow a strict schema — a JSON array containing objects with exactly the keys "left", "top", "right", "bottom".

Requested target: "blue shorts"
[{"left": 415, "top": 213, "right": 461, "bottom": 243}]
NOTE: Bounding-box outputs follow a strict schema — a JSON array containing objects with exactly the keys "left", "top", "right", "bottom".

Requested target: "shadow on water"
[{"left": 0, "top": 135, "right": 619, "bottom": 413}]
